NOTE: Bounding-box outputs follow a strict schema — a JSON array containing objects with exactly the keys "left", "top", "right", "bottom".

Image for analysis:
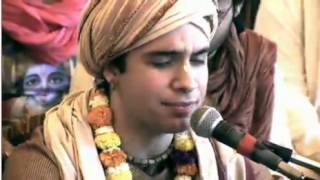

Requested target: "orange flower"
[
  {"left": 176, "top": 163, "right": 198, "bottom": 176},
  {"left": 87, "top": 106, "right": 112, "bottom": 127},
  {"left": 100, "top": 149, "right": 127, "bottom": 167}
]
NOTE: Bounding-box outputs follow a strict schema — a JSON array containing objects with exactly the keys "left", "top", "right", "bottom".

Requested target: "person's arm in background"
[
  {"left": 270, "top": 67, "right": 293, "bottom": 150},
  {"left": 254, "top": 4, "right": 320, "bottom": 180},
  {"left": 255, "top": 0, "right": 307, "bottom": 96},
  {"left": 255, "top": 0, "right": 320, "bottom": 163}
]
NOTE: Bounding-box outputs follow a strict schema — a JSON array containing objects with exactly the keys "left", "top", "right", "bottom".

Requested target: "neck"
[
  {"left": 118, "top": 127, "right": 173, "bottom": 159},
  {"left": 111, "top": 94, "right": 174, "bottom": 159}
]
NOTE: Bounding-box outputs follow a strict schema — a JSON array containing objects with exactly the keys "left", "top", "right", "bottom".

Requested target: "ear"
[{"left": 102, "top": 65, "right": 120, "bottom": 85}]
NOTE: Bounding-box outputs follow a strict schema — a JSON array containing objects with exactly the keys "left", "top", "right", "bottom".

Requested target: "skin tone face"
[
  {"left": 104, "top": 23, "right": 210, "bottom": 158},
  {"left": 23, "top": 64, "right": 69, "bottom": 108}
]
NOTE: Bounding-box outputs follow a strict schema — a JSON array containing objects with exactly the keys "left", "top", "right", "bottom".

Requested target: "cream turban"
[{"left": 79, "top": 0, "right": 218, "bottom": 77}]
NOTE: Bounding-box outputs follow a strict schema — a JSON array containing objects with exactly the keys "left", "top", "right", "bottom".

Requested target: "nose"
[
  {"left": 37, "top": 80, "right": 49, "bottom": 93},
  {"left": 171, "top": 61, "right": 197, "bottom": 94}
]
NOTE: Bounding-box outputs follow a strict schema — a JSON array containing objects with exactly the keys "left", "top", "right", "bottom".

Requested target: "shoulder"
[
  {"left": 237, "top": 29, "right": 277, "bottom": 81},
  {"left": 240, "top": 29, "right": 277, "bottom": 49},
  {"left": 240, "top": 29, "right": 277, "bottom": 66},
  {"left": 3, "top": 127, "right": 62, "bottom": 180}
]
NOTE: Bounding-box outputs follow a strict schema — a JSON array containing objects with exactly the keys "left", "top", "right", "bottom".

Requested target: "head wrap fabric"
[
  {"left": 79, "top": 0, "right": 218, "bottom": 77},
  {"left": 2, "top": 0, "right": 87, "bottom": 64}
]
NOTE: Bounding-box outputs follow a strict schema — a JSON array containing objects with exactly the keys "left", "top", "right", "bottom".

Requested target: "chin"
[{"left": 164, "top": 121, "right": 190, "bottom": 134}]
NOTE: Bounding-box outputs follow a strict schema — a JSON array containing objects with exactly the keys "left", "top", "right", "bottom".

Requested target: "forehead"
[{"left": 133, "top": 23, "right": 210, "bottom": 54}]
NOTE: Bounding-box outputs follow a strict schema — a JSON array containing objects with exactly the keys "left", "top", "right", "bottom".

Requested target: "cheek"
[
  {"left": 200, "top": 79, "right": 208, "bottom": 95},
  {"left": 196, "top": 70, "right": 208, "bottom": 96},
  {"left": 196, "top": 67, "right": 208, "bottom": 83},
  {"left": 124, "top": 71, "right": 169, "bottom": 91}
]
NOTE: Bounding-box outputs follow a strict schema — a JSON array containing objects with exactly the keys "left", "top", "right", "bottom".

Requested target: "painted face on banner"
[{"left": 23, "top": 64, "right": 70, "bottom": 108}]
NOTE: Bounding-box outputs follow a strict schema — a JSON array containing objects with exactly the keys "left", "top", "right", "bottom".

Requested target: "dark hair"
[
  {"left": 109, "top": 53, "right": 128, "bottom": 73},
  {"left": 96, "top": 53, "right": 128, "bottom": 96},
  {"left": 232, "top": 0, "right": 244, "bottom": 6},
  {"left": 95, "top": 77, "right": 111, "bottom": 96}
]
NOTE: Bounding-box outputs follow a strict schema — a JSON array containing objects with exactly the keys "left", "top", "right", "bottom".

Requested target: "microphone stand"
[
  {"left": 263, "top": 141, "right": 320, "bottom": 173},
  {"left": 252, "top": 142, "right": 309, "bottom": 180}
]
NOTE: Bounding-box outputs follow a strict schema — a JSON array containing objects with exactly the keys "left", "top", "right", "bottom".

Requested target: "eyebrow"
[
  {"left": 48, "top": 72, "right": 66, "bottom": 77},
  {"left": 145, "top": 47, "right": 209, "bottom": 57},
  {"left": 24, "top": 74, "right": 40, "bottom": 79},
  {"left": 192, "top": 47, "right": 209, "bottom": 56}
]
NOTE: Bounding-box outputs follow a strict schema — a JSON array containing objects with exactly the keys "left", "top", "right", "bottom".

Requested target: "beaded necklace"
[{"left": 87, "top": 89, "right": 199, "bottom": 180}]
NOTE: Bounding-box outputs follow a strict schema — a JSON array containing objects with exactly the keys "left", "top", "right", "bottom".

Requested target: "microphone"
[{"left": 191, "top": 106, "right": 309, "bottom": 180}]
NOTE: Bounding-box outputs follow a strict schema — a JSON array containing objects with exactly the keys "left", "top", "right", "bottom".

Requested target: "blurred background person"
[
  {"left": 207, "top": 0, "right": 319, "bottom": 178},
  {"left": 206, "top": 0, "right": 289, "bottom": 178}
]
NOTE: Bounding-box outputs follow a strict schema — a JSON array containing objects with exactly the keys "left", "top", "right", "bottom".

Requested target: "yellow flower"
[
  {"left": 90, "top": 95, "right": 109, "bottom": 108},
  {"left": 107, "top": 169, "right": 132, "bottom": 180},
  {"left": 174, "top": 138, "right": 194, "bottom": 151},
  {"left": 95, "top": 132, "right": 121, "bottom": 149},
  {"left": 107, "top": 163, "right": 132, "bottom": 180}
]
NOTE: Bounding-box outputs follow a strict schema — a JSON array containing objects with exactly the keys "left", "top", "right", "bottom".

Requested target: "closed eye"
[
  {"left": 190, "top": 57, "right": 207, "bottom": 66},
  {"left": 145, "top": 47, "right": 209, "bottom": 68},
  {"left": 190, "top": 48, "right": 209, "bottom": 66},
  {"left": 146, "top": 51, "right": 180, "bottom": 69}
]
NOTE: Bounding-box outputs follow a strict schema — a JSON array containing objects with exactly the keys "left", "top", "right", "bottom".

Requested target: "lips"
[{"left": 162, "top": 100, "right": 198, "bottom": 115}]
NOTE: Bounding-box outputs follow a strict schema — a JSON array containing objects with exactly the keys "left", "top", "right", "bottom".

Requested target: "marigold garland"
[
  {"left": 87, "top": 106, "right": 112, "bottom": 128},
  {"left": 95, "top": 132, "right": 121, "bottom": 149},
  {"left": 176, "top": 163, "right": 198, "bottom": 176},
  {"left": 87, "top": 89, "right": 199, "bottom": 179},
  {"left": 100, "top": 149, "right": 127, "bottom": 167}
]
